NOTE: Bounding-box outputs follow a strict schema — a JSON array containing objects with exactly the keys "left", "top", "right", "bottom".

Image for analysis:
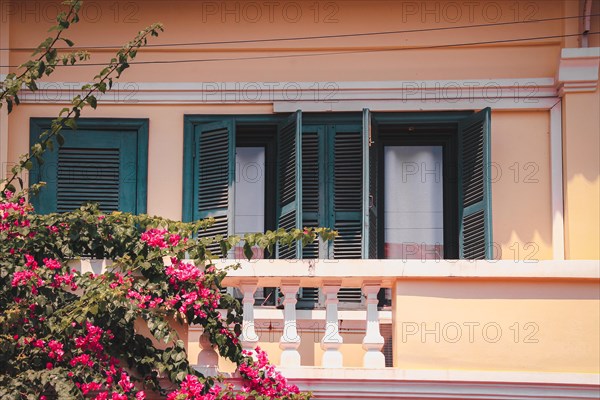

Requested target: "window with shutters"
[
  {"left": 29, "top": 118, "right": 148, "bottom": 215},
  {"left": 365, "top": 108, "right": 493, "bottom": 260},
  {"left": 183, "top": 109, "right": 493, "bottom": 305}
]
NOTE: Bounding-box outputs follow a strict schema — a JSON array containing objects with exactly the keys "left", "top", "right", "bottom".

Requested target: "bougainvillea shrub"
[{"left": 0, "top": 192, "right": 332, "bottom": 399}]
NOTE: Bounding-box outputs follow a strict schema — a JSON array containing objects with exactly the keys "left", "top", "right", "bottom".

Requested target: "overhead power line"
[
  {"left": 0, "top": 13, "right": 597, "bottom": 51},
  {"left": 1, "top": 31, "right": 597, "bottom": 69}
]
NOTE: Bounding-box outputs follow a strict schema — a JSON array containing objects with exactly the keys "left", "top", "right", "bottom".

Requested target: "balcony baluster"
[
  {"left": 279, "top": 282, "right": 302, "bottom": 367},
  {"left": 239, "top": 280, "right": 259, "bottom": 356},
  {"left": 362, "top": 282, "right": 386, "bottom": 368},
  {"left": 320, "top": 283, "right": 343, "bottom": 368}
]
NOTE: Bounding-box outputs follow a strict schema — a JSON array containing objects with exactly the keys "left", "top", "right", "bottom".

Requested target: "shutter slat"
[
  {"left": 458, "top": 108, "right": 493, "bottom": 260},
  {"left": 334, "top": 132, "right": 362, "bottom": 213},
  {"left": 56, "top": 147, "right": 120, "bottom": 212},
  {"left": 197, "top": 124, "right": 231, "bottom": 211},
  {"left": 277, "top": 111, "right": 302, "bottom": 259},
  {"left": 195, "top": 121, "right": 234, "bottom": 254},
  {"left": 278, "top": 210, "right": 296, "bottom": 259},
  {"left": 333, "top": 128, "right": 363, "bottom": 302},
  {"left": 278, "top": 121, "right": 297, "bottom": 206},
  {"left": 201, "top": 215, "right": 229, "bottom": 257},
  {"left": 302, "top": 132, "right": 319, "bottom": 214}
]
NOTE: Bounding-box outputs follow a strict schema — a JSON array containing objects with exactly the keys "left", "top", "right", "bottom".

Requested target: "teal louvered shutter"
[
  {"left": 301, "top": 125, "right": 322, "bottom": 260},
  {"left": 362, "top": 109, "right": 380, "bottom": 259},
  {"left": 194, "top": 120, "right": 235, "bottom": 257},
  {"left": 458, "top": 107, "right": 493, "bottom": 259},
  {"left": 276, "top": 111, "right": 302, "bottom": 259},
  {"left": 30, "top": 128, "right": 139, "bottom": 214},
  {"left": 331, "top": 123, "right": 363, "bottom": 303},
  {"left": 296, "top": 124, "right": 323, "bottom": 306},
  {"left": 331, "top": 124, "right": 363, "bottom": 259}
]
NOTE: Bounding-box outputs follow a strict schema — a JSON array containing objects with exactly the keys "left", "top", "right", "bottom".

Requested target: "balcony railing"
[{"left": 73, "top": 259, "right": 600, "bottom": 399}]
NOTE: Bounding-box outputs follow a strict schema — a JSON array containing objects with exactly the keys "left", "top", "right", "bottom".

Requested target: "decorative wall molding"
[
  {"left": 550, "top": 101, "right": 565, "bottom": 260},
  {"left": 5, "top": 77, "right": 561, "bottom": 111},
  {"left": 279, "top": 368, "right": 600, "bottom": 400},
  {"left": 556, "top": 47, "right": 600, "bottom": 96},
  {"left": 209, "top": 369, "right": 600, "bottom": 400}
]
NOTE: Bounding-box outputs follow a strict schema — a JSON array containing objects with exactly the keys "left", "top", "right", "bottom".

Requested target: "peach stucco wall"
[
  {"left": 392, "top": 279, "right": 600, "bottom": 373},
  {"left": 562, "top": 90, "right": 600, "bottom": 259},
  {"left": 6, "top": 0, "right": 569, "bottom": 82}
]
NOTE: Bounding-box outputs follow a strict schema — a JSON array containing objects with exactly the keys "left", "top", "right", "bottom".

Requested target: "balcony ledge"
[
  {"left": 274, "top": 368, "right": 600, "bottom": 400},
  {"left": 218, "top": 259, "right": 600, "bottom": 287}
]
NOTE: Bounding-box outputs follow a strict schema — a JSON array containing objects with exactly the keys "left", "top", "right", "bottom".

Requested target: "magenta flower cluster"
[{"left": 1, "top": 191, "right": 309, "bottom": 400}]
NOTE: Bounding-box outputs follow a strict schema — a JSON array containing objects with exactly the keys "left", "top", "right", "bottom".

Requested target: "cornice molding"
[
  {"left": 2, "top": 49, "right": 598, "bottom": 110},
  {"left": 556, "top": 47, "right": 600, "bottom": 96},
  {"left": 4, "top": 77, "right": 559, "bottom": 111}
]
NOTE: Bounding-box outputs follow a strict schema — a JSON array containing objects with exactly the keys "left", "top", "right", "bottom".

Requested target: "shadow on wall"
[
  {"left": 491, "top": 111, "right": 553, "bottom": 259},
  {"left": 562, "top": 90, "right": 600, "bottom": 259}
]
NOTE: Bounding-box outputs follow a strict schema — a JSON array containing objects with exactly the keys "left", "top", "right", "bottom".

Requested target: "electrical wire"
[
  {"left": 1, "top": 31, "right": 597, "bottom": 69},
  {"left": 0, "top": 13, "right": 597, "bottom": 51}
]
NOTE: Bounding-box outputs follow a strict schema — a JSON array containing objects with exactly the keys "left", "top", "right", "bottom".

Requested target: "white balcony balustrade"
[{"left": 68, "top": 259, "right": 599, "bottom": 399}]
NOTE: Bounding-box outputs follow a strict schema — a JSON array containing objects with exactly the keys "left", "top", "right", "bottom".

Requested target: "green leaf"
[
  {"left": 37, "top": 61, "right": 46, "bottom": 76},
  {"left": 243, "top": 243, "right": 253, "bottom": 260},
  {"left": 87, "top": 96, "right": 97, "bottom": 109},
  {"left": 64, "top": 119, "right": 77, "bottom": 130}
]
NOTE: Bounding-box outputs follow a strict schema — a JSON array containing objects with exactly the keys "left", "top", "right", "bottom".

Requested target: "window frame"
[
  {"left": 29, "top": 117, "right": 149, "bottom": 214},
  {"left": 235, "top": 125, "right": 278, "bottom": 244},
  {"left": 376, "top": 124, "right": 459, "bottom": 259},
  {"left": 183, "top": 115, "right": 286, "bottom": 222},
  {"left": 184, "top": 110, "right": 492, "bottom": 262}
]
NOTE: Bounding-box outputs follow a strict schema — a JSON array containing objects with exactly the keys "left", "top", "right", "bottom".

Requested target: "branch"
[
  {"left": 1, "top": 23, "right": 164, "bottom": 195},
  {"left": 0, "top": 0, "right": 87, "bottom": 110}
]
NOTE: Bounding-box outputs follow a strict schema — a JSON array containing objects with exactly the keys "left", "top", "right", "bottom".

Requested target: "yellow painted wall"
[
  {"left": 392, "top": 279, "right": 600, "bottom": 373},
  {"left": 491, "top": 111, "right": 553, "bottom": 260},
  {"left": 562, "top": 90, "right": 600, "bottom": 259},
  {"left": 7, "top": 0, "right": 566, "bottom": 82}
]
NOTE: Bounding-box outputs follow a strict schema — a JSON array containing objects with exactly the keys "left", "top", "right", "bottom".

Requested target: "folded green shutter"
[
  {"left": 362, "top": 109, "right": 381, "bottom": 259},
  {"left": 301, "top": 124, "right": 321, "bottom": 260},
  {"left": 194, "top": 120, "right": 235, "bottom": 257},
  {"left": 458, "top": 108, "right": 493, "bottom": 259},
  {"left": 277, "top": 111, "right": 302, "bottom": 259},
  {"left": 332, "top": 123, "right": 363, "bottom": 302},
  {"left": 331, "top": 124, "right": 363, "bottom": 260}
]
